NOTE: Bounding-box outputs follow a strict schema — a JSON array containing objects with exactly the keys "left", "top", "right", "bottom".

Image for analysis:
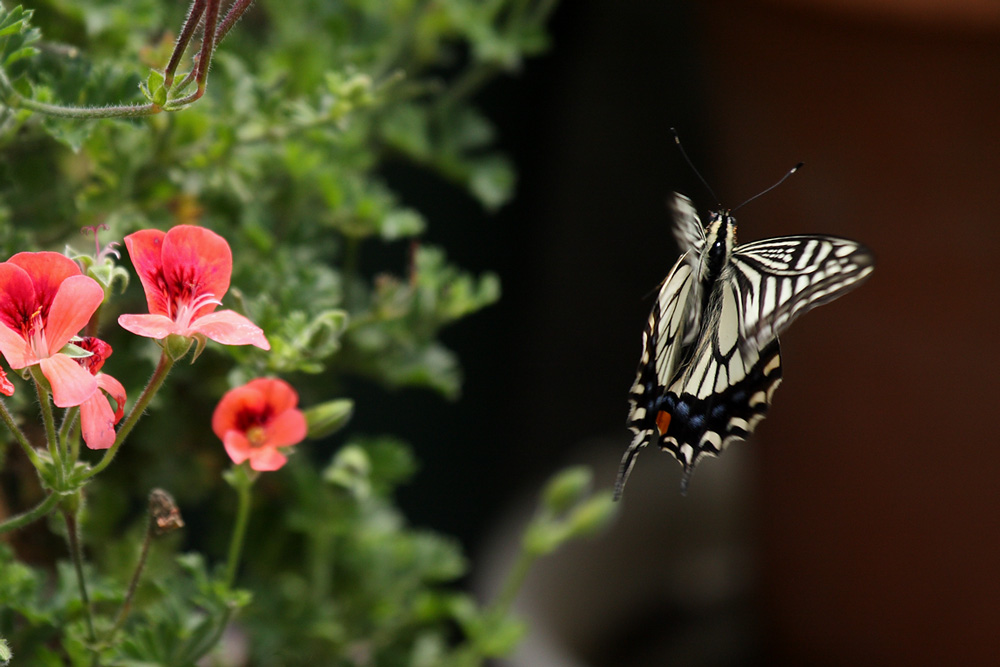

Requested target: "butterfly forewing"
[
  {"left": 733, "top": 236, "right": 875, "bottom": 351},
  {"left": 670, "top": 193, "right": 707, "bottom": 255},
  {"left": 616, "top": 192, "right": 874, "bottom": 498}
]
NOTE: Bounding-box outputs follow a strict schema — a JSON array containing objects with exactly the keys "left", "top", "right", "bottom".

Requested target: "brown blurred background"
[{"left": 383, "top": 0, "right": 1000, "bottom": 664}]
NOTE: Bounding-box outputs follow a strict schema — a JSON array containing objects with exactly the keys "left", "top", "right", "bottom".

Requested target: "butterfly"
[{"left": 614, "top": 192, "right": 874, "bottom": 498}]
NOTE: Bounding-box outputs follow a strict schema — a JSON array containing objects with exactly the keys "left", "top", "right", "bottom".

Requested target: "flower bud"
[
  {"left": 566, "top": 494, "right": 618, "bottom": 539},
  {"left": 149, "top": 488, "right": 184, "bottom": 536},
  {"left": 303, "top": 398, "right": 354, "bottom": 439},
  {"left": 541, "top": 466, "right": 592, "bottom": 515}
]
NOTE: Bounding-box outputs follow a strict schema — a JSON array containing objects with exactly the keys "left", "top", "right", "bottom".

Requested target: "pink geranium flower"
[
  {"left": 117, "top": 225, "right": 269, "bottom": 350},
  {"left": 0, "top": 252, "right": 104, "bottom": 407},
  {"left": 212, "top": 378, "right": 307, "bottom": 471},
  {"left": 75, "top": 337, "right": 126, "bottom": 450}
]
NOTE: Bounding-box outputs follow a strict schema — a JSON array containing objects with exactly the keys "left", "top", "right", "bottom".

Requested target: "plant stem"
[
  {"left": 34, "top": 375, "right": 63, "bottom": 487},
  {"left": 436, "top": 62, "right": 500, "bottom": 112},
  {"left": 163, "top": 0, "right": 208, "bottom": 88},
  {"left": 0, "top": 491, "right": 59, "bottom": 534},
  {"left": 190, "top": 0, "right": 222, "bottom": 100},
  {"left": 181, "top": 606, "right": 233, "bottom": 664},
  {"left": 224, "top": 468, "right": 253, "bottom": 588},
  {"left": 86, "top": 351, "right": 175, "bottom": 479},
  {"left": 63, "top": 509, "right": 97, "bottom": 646},
  {"left": 108, "top": 514, "right": 156, "bottom": 639},
  {"left": 0, "top": 66, "right": 157, "bottom": 118},
  {"left": 491, "top": 544, "right": 535, "bottom": 620},
  {"left": 60, "top": 405, "right": 80, "bottom": 464},
  {"left": 0, "top": 398, "right": 41, "bottom": 471},
  {"left": 215, "top": 0, "right": 255, "bottom": 45},
  {"left": 10, "top": 96, "right": 158, "bottom": 118}
]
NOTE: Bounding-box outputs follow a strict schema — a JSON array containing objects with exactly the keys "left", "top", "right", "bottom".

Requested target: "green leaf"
[
  {"left": 0, "top": 5, "right": 32, "bottom": 39},
  {"left": 467, "top": 155, "right": 516, "bottom": 210},
  {"left": 323, "top": 444, "right": 371, "bottom": 498},
  {"left": 4, "top": 45, "right": 38, "bottom": 67},
  {"left": 146, "top": 68, "right": 166, "bottom": 106},
  {"left": 378, "top": 208, "right": 425, "bottom": 240}
]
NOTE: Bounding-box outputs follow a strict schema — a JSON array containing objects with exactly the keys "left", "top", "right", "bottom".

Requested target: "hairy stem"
[
  {"left": 108, "top": 514, "right": 155, "bottom": 638},
  {"left": 63, "top": 509, "right": 97, "bottom": 646},
  {"left": 0, "top": 398, "right": 41, "bottom": 471},
  {"left": 215, "top": 0, "right": 255, "bottom": 45},
  {"left": 86, "top": 351, "right": 174, "bottom": 479},
  {"left": 33, "top": 375, "right": 63, "bottom": 487},
  {"left": 0, "top": 492, "right": 59, "bottom": 535},
  {"left": 163, "top": 0, "right": 209, "bottom": 88}
]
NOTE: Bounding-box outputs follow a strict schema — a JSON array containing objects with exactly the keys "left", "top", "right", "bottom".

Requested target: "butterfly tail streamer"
[
  {"left": 679, "top": 464, "right": 694, "bottom": 496},
  {"left": 613, "top": 430, "right": 650, "bottom": 501}
]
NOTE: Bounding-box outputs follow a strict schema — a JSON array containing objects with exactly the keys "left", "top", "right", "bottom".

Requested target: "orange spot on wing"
[{"left": 655, "top": 410, "right": 672, "bottom": 435}]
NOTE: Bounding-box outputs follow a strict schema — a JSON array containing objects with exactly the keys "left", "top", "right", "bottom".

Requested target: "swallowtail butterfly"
[{"left": 614, "top": 191, "right": 874, "bottom": 498}]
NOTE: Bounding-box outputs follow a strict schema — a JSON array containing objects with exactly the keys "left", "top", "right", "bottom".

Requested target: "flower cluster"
[{"left": 0, "top": 225, "right": 284, "bottom": 456}]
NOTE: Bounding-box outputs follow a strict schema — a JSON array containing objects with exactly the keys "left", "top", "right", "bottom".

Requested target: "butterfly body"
[{"left": 615, "top": 194, "right": 873, "bottom": 498}]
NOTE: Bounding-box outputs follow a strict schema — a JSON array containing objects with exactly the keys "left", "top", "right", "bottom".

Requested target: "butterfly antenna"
[
  {"left": 733, "top": 161, "right": 804, "bottom": 213},
  {"left": 670, "top": 127, "right": 720, "bottom": 207}
]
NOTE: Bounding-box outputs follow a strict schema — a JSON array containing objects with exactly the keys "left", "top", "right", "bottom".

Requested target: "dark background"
[{"left": 373, "top": 1, "right": 1000, "bottom": 665}]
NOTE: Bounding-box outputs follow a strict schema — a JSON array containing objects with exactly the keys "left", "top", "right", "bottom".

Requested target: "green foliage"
[{"left": 0, "top": 1, "right": 617, "bottom": 665}]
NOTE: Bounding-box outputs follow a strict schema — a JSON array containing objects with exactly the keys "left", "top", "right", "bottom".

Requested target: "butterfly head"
[{"left": 704, "top": 208, "right": 737, "bottom": 281}]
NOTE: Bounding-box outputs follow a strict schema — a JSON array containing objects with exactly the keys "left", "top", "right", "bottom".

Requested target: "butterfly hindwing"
[
  {"left": 617, "top": 253, "right": 697, "bottom": 498},
  {"left": 657, "top": 339, "right": 782, "bottom": 493}
]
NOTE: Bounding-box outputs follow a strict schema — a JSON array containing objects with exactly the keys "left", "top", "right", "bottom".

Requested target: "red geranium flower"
[
  {"left": 117, "top": 225, "right": 269, "bottom": 350},
  {"left": 75, "top": 337, "right": 126, "bottom": 450},
  {"left": 0, "top": 367, "right": 13, "bottom": 397},
  {"left": 0, "top": 252, "right": 103, "bottom": 407},
  {"left": 212, "top": 378, "right": 307, "bottom": 471}
]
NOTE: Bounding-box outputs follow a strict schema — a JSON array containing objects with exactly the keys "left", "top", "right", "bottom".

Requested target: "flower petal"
[
  {"left": 77, "top": 337, "right": 113, "bottom": 375},
  {"left": 161, "top": 226, "right": 233, "bottom": 319},
  {"left": 40, "top": 353, "right": 98, "bottom": 407},
  {"left": 0, "top": 261, "right": 36, "bottom": 337},
  {"left": 0, "top": 322, "right": 33, "bottom": 369},
  {"left": 247, "top": 377, "right": 299, "bottom": 413},
  {"left": 248, "top": 447, "right": 288, "bottom": 472},
  {"left": 44, "top": 275, "right": 104, "bottom": 352},
  {"left": 8, "top": 252, "right": 82, "bottom": 311},
  {"left": 124, "top": 229, "right": 169, "bottom": 316},
  {"left": 212, "top": 384, "right": 265, "bottom": 438},
  {"left": 222, "top": 430, "right": 252, "bottom": 465},
  {"left": 117, "top": 313, "right": 180, "bottom": 340},
  {"left": 80, "top": 390, "right": 116, "bottom": 449},
  {"left": 97, "top": 373, "right": 127, "bottom": 422},
  {"left": 188, "top": 310, "right": 270, "bottom": 350},
  {"left": 263, "top": 409, "right": 308, "bottom": 448}
]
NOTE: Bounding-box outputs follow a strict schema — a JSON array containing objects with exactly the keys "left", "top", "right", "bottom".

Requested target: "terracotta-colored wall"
[{"left": 701, "top": 1, "right": 1000, "bottom": 663}]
